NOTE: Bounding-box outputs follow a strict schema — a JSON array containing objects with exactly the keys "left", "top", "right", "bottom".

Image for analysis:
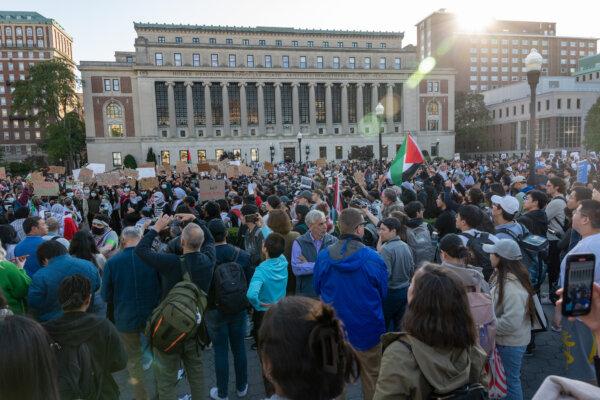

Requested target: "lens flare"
[{"left": 407, "top": 57, "right": 437, "bottom": 89}]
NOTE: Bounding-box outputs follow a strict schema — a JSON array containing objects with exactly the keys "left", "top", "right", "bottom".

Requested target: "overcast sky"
[{"left": 15, "top": 0, "right": 600, "bottom": 63}]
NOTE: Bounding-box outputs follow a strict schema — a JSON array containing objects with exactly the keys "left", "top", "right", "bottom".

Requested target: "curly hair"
[{"left": 58, "top": 275, "right": 91, "bottom": 311}]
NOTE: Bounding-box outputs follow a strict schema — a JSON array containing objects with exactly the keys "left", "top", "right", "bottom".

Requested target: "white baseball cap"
[
  {"left": 491, "top": 195, "right": 520, "bottom": 215},
  {"left": 482, "top": 239, "right": 522, "bottom": 261}
]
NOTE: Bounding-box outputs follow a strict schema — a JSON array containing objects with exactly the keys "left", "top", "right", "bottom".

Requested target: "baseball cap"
[
  {"left": 297, "top": 190, "right": 312, "bottom": 202},
  {"left": 491, "top": 195, "right": 519, "bottom": 215},
  {"left": 208, "top": 219, "right": 226, "bottom": 237},
  {"left": 482, "top": 239, "right": 522, "bottom": 261},
  {"left": 511, "top": 176, "right": 526, "bottom": 185}
]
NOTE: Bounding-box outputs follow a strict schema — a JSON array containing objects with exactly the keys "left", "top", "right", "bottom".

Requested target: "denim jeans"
[
  {"left": 206, "top": 309, "right": 248, "bottom": 398},
  {"left": 382, "top": 287, "right": 408, "bottom": 332},
  {"left": 497, "top": 344, "right": 526, "bottom": 400}
]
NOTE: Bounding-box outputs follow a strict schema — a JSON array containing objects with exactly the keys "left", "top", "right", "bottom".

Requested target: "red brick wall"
[
  {"left": 442, "top": 99, "right": 448, "bottom": 130},
  {"left": 91, "top": 96, "right": 135, "bottom": 137},
  {"left": 91, "top": 77, "right": 103, "bottom": 93},
  {"left": 441, "top": 80, "right": 448, "bottom": 94},
  {"left": 419, "top": 80, "right": 427, "bottom": 94},
  {"left": 92, "top": 98, "right": 104, "bottom": 138},
  {"left": 121, "top": 77, "right": 132, "bottom": 93}
]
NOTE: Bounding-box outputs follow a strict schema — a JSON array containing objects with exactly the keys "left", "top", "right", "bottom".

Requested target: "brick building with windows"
[
  {"left": 575, "top": 53, "right": 600, "bottom": 83},
  {"left": 79, "top": 23, "right": 456, "bottom": 167},
  {"left": 416, "top": 9, "right": 597, "bottom": 94},
  {"left": 0, "top": 11, "right": 73, "bottom": 161},
  {"left": 457, "top": 76, "right": 600, "bottom": 154}
]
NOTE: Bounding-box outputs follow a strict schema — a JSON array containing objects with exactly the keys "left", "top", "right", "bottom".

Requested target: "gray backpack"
[{"left": 407, "top": 223, "right": 435, "bottom": 267}]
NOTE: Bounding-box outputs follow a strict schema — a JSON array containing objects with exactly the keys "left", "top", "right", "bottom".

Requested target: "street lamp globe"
[
  {"left": 375, "top": 102, "right": 385, "bottom": 117},
  {"left": 297, "top": 132, "right": 303, "bottom": 141},
  {"left": 525, "top": 49, "right": 543, "bottom": 73}
]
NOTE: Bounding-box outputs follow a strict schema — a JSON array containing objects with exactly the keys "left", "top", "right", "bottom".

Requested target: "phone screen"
[{"left": 562, "top": 254, "right": 595, "bottom": 317}]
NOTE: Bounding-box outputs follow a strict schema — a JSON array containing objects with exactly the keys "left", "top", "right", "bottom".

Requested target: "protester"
[
  {"left": 14, "top": 216, "right": 48, "bottom": 277},
  {"left": 517, "top": 190, "right": 549, "bottom": 237},
  {"left": 404, "top": 201, "right": 435, "bottom": 267},
  {"left": 91, "top": 213, "right": 119, "bottom": 259},
  {"left": 545, "top": 177, "right": 567, "bottom": 303},
  {"left": 42, "top": 217, "right": 71, "bottom": 249},
  {"left": 439, "top": 233, "right": 489, "bottom": 293},
  {"left": 0, "top": 246, "right": 29, "bottom": 314},
  {"left": 267, "top": 209, "right": 300, "bottom": 295}
]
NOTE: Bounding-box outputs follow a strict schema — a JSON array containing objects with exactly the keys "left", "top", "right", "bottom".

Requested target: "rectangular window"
[
  {"left": 251, "top": 148, "right": 259, "bottom": 162},
  {"left": 352, "top": 42, "right": 358, "bottom": 48},
  {"left": 333, "top": 57, "right": 340, "bottom": 69},
  {"left": 229, "top": 54, "right": 236, "bottom": 68},
  {"left": 319, "top": 146, "right": 327, "bottom": 158},
  {"left": 226, "top": 38, "right": 233, "bottom": 45},
  {"left": 348, "top": 57, "right": 355, "bottom": 69},
  {"left": 337, "top": 41, "right": 343, "bottom": 48},
  {"left": 366, "top": 42, "right": 372, "bottom": 48},
  {"left": 379, "top": 57, "right": 386, "bottom": 69},
  {"left": 247, "top": 55, "right": 254, "bottom": 67},
  {"left": 158, "top": 36, "right": 165, "bottom": 43},
  {"left": 112, "top": 152, "right": 122, "bottom": 167},
  {"left": 192, "top": 37, "right": 199, "bottom": 43},
  {"left": 557, "top": 99, "right": 561, "bottom": 109},
  {"left": 259, "top": 40, "right": 266, "bottom": 46},
  {"left": 567, "top": 98, "right": 571, "bottom": 109},
  {"left": 264, "top": 55, "right": 272, "bottom": 68},
  {"left": 209, "top": 38, "right": 216, "bottom": 44},
  {"left": 112, "top": 78, "right": 120, "bottom": 91},
  {"left": 175, "top": 36, "right": 182, "bottom": 43},
  {"left": 315, "top": 84, "right": 326, "bottom": 123},
  {"left": 174, "top": 53, "right": 182, "bottom": 66},
  {"left": 281, "top": 83, "right": 293, "bottom": 124},
  {"left": 300, "top": 56, "right": 307, "bottom": 69},
  {"left": 242, "top": 39, "right": 249, "bottom": 45},
  {"left": 155, "top": 52, "right": 163, "bottom": 66},
  {"left": 264, "top": 84, "right": 276, "bottom": 124},
  {"left": 577, "top": 99, "right": 581, "bottom": 109},
  {"left": 211, "top": 54, "right": 218, "bottom": 67},
  {"left": 282, "top": 55, "right": 289, "bottom": 68},
  {"left": 335, "top": 146, "right": 343, "bottom": 159},
  {"left": 364, "top": 57, "right": 371, "bottom": 69},
  {"left": 546, "top": 99, "right": 550, "bottom": 110},
  {"left": 275, "top": 40, "right": 282, "bottom": 47},
  {"left": 197, "top": 150, "right": 207, "bottom": 161},
  {"left": 308, "top": 41, "right": 314, "bottom": 47},
  {"left": 299, "top": 83, "right": 310, "bottom": 124},
  {"left": 316, "top": 56, "right": 324, "bottom": 68},
  {"left": 104, "top": 79, "right": 111, "bottom": 91},
  {"left": 292, "top": 40, "right": 298, "bottom": 47},
  {"left": 193, "top": 53, "right": 200, "bottom": 67},
  {"left": 323, "top": 41, "right": 329, "bottom": 47},
  {"left": 394, "top": 57, "right": 401, "bottom": 69}
]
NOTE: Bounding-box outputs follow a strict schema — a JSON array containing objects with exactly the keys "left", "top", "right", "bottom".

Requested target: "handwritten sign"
[
  {"left": 263, "top": 162, "right": 274, "bottom": 173},
  {"left": 239, "top": 165, "right": 253, "bottom": 176},
  {"left": 136, "top": 167, "right": 156, "bottom": 179},
  {"left": 33, "top": 181, "right": 59, "bottom": 197},
  {"left": 176, "top": 161, "right": 189, "bottom": 175},
  {"left": 48, "top": 166, "right": 66, "bottom": 175},
  {"left": 226, "top": 165, "right": 239, "bottom": 179},
  {"left": 31, "top": 171, "right": 45, "bottom": 183},
  {"left": 316, "top": 158, "right": 327, "bottom": 168},
  {"left": 121, "top": 168, "right": 139, "bottom": 179},
  {"left": 86, "top": 163, "right": 106, "bottom": 174},
  {"left": 199, "top": 180, "right": 225, "bottom": 201},
  {"left": 139, "top": 177, "right": 160, "bottom": 191},
  {"left": 78, "top": 168, "right": 94, "bottom": 184},
  {"left": 96, "top": 172, "right": 121, "bottom": 187},
  {"left": 0, "top": 167, "right": 5, "bottom": 179},
  {"left": 198, "top": 163, "right": 211, "bottom": 172}
]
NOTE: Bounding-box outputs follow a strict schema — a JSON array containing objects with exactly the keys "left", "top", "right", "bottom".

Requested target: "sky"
[{"left": 14, "top": 0, "right": 600, "bottom": 64}]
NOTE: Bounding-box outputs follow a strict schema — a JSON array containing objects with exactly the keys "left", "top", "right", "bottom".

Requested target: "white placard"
[
  {"left": 561, "top": 150, "right": 568, "bottom": 158},
  {"left": 300, "top": 176, "right": 313, "bottom": 189},
  {"left": 136, "top": 167, "right": 156, "bottom": 179},
  {"left": 85, "top": 163, "right": 105, "bottom": 174},
  {"left": 570, "top": 151, "right": 580, "bottom": 161},
  {"left": 500, "top": 153, "right": 507, "bottom": 160},
  {"left": 72, "top": 169, "right": 81, "bottom": 181},
  {"left": 248, "top": 183, "right": 256, "bottom": 195},
  {"left": 453, "top": 153, "right": 460, "bottom": 161},
  {"left": 229, "top": 160, "right": 241, "bottom": 166},
  {"left": 535, "top": 150, "right": 542, "bottom": 158}
]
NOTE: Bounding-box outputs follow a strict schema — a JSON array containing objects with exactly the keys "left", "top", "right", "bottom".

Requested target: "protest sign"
[
  {"left": 33, "top": 181, "right": 59, "bottom": 197},
  {"left": 86, "top": 163, "right": 106, "bottom": 174},
  {"left": 300, "top": 176, "right": 313, "bottom": 189},
  {"left": 239, "top": 165, "right": 253, "bottom": 176},
  {"left": 248, "top": 183, "right": 256, "bottom": 195},
  {"left": 30, "top": 172, "right": 45, "bottom": 183},
  {"left": 176, "top": 161, "right": 189, "bottom": 175},
  {"left": 136, "top": 167, "right": 156, "bottom": 179},
  {"left": 263, "top": 162, "right": 274, "bottom": 173},
  {"left": 96, "top": 172, "right": 121, "bottom": 187},
  {"left": 48, "top": 166, "right": 66, "bottom": 175},
  {"left": 198, "top": 163, "right": 211, "bottom": 172},
  {"left": 139, "top": 177, "right": 160, "bottom": 191},
  {"left": 188, "top": 163, "right": 198, "bottom": 173},
  {"left": 78, "top": 168, "right": 94, "bottom": 184},
  {"left": 0, "top": 167, "right": 5, "bottom": 179},
  {"left": 229, "top": 160, "right": 241, "bottom": 166},
  {"left": 500, "top": 153, "right": 507, "bottom": 160},
  {"left": 353, "top": 171, "right": 366, "bottom": 187},
  {"left": 534, "top": 150, "right": 542, "bottom": 158},
  {"left": 140, "top": 162, "right": 156, "bottom": 168},
  {"left": 570, "top": 151, "right": 580, "bottom": 161},
  {"left": 316, "top": 158, "right": 327, "bottom": 168},
  {"left": 121, "top": 168, "right": 139, "bottom": 179},
  {"left": 226, "top": 165, "right": 239, "bottom": 179},
  {"left": 561, "top": 149, "right": 568, "bottom": 158},
  {"left": 577, "top": 160, "right": 589, "bottom": 184},
  {"left": 454, "top": 153, "right": 460, "bottom": 161},
  {"left": 199, "top": 180, "right": 225, "bottom": 201}
]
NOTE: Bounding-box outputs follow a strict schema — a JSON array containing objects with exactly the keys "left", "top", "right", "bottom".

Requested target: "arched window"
[
  {"left": 426, "top": 100, "right": 440, "bottom": 131},
  {"left": 104, "top": 101, "right": 124, "bottom": 137},
  {"left": 427, "top": 101, "right": 439, "bottom": 115},
  {"left": 106, "top": 102, "right": 123, "bottom": 119}
]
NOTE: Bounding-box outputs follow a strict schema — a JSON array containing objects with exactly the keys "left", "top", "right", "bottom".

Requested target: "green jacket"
[
  {"left": 374, "top": 333, "right": 489, "bottom": 400},
  {"left": 0, "top": 260, "right": 32, "bottom": 314}
]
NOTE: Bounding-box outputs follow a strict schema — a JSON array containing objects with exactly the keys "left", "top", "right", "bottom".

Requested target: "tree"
[
  {"left": 455, "top": 91, "right": 492, "bottom": 151},
  {"left": 11, "top": 58, "right": 85, "bottom": 171},
  {"left": 584, "top": 96, "right": 600, "bottom": 152},
  {"left": 146, "top": 147, "right": 157, "bottom": 163},
  {"left": 123, "top": 154, "right": 137, "bottom": 169}
]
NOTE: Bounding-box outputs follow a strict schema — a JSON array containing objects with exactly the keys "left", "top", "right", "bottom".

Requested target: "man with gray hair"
[
  {"left": 381, "top": 187, "right": 404, "bottom": 219},
  {"left": 102, "top": 226, "right": 160, "bottom": 400},
  {"left": 42, "top": 217, "right": 70, "bottom": 249},
  {"left": 135, "top": 213, "right": 216, "bottom": 400},
  {"left": 291, "top": 209, "right": 337, "bottom": 297}
]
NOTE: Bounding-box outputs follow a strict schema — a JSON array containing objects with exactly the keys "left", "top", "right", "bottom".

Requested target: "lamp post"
[
  {"left": 269, "top": 142, "right": 275, "bottom": 163},
  {"left": 525, "top": 48, "right": 543, "bottom": 184},
  {"left": 375, "top": 102, "right": 385, "bottom": 170},
  {"left": 305, "top": 144, "right": 310, "bottom": 161},
  {"left": 435, "top": 139, "right": 440, "bottom": 157},
  {"left": 297, "top": 132, "right": 303, "bottom": 164}
]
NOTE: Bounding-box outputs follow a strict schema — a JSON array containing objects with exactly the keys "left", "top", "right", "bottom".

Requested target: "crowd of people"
[{"left": 1, "top": 152, "right": 600, "bottom": 400}]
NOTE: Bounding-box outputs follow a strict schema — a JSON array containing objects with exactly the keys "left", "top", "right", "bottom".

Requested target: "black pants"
[{"left": 547, "top": 240, "right": 561, "bottom": 300}]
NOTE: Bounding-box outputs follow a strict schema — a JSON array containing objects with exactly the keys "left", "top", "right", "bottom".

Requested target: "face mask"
[
  {"left": 67, "top": 192, "right": 74, "bottom": 198},
  {"left": 91, "top": 192, "right": 97, "bottom": 198},
  {"left": 6, "top": 197, "right": 14, "bottom": 202},
  {"left": 161, "top": 184, "right": 167, "bottom": 189},
  {"left": 141, "top": 191, "right": 147, "bottom": 196},
  {"left": 91, "top": 226, "right": 105, "bottom": 235}
]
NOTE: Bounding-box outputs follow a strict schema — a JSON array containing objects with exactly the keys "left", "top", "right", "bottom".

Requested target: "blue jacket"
[
  {"left": 28, "top": 255, "right": 101, "bottom": 322},
  {"left": 101, "top": 247, "right": 161, "bottom": 333},
  {"left": 314, "top": 235, "right": 388, "bottom": 351},
  {"left": 246, "top": 255, "right": 288, "bottom": 311},
  {"left": 14, "top": 236, "right": 46, "bottom": 277}
]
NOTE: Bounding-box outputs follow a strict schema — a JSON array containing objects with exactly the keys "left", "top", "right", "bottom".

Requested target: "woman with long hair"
[
  {"left": 0, "top": 315, "right": 60, "bottom": 400},
  {"left": 374, "top": 263, "right": 488, "bottom": 399},
  {"left": 259, "top": 296, "right": 360, "bottom": 400},
  {"left": 438, "top": 233, "right": 489, "bottom": 293},
  {"left": 483, "top": 239, "right": 534, "bottom": 400},
  {"left": 267, "top": 209, "right": 300, "bottom": 295},
  {"left": 69, "top": 231, "right": 107, "bottom": 317}
]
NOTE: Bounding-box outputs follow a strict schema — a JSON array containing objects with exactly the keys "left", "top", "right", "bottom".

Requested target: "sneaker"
[
  {"left": 237, "top": 384, "right": 248, "bottom": 397},
  {"left": 209, "top": 387, "right": 228, "bottom": 400},
  {"left": 551, "top": 323, "right": 562, "bottom": 333}
]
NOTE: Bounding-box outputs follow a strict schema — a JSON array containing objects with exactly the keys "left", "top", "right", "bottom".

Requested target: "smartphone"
[{"left": 562, "top": 253, "right": 596, "bottom": 317}]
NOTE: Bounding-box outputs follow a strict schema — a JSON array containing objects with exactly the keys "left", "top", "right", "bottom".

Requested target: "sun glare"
[{"left": 455, "top": 9, "right": 493, "bottom": 32}]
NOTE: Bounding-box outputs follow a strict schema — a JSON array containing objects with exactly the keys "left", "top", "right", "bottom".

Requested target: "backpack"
[
  {"left": 212, "top": 248, "right": 249, "bottom": 315},
  {"left": 496, "top": 224, "right": 549, "bottom": 291},
  {"left": 145, "top": 257, "right": 209, "bottom": 353},
  {"left": 407, "top": 223, "right": 436, "bottom": 267},
  {"left": 50, "top": 340, "right": 101, "bottom": 400},
  {"left": 460, "top": 232, "right": 495, "bottom": 281},
  {"left": 466, "top": 287, "right": 496, "bottom": 356}
]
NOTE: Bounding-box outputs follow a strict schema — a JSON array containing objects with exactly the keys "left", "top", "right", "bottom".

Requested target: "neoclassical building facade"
[{"left": 80, "top": 23, "right": 456, "bottom": 167}]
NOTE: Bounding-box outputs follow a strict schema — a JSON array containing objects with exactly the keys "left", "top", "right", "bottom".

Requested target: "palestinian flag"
[
  {"left": 332, "top": 174, "right": 343, "bottom": 223},
  {"left": 389, "top": 133, "right": 424, "bottom": 185}
]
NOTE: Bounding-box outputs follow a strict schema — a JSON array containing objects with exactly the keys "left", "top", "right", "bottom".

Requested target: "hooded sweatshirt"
[
  {"left": 43, "top": 311, "right": 127, "bottom": 400},
  {"left": 246, "top": 254, "right": 288, "bottom": 311},
  {"left": 374, "top": 333, "right": 488, "bottom": 400},
  {"left": 517, "top": 209, "right": 548, "bottom": 237}
]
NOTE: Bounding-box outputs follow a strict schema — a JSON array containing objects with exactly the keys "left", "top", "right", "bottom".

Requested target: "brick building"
[
  {"left": 416, "top": 9, "right": 598, "bottom": 94},
  {"left": 0, "top": 11, "right": 73, "bottom": 162}
]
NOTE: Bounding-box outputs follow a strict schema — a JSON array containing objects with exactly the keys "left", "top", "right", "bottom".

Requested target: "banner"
[
  {"left": 577, "top": 160, "right": 589, "bottom": 184},
  {"left": 33, "top": 181, "right": 60, "bottom": 197},
  {"left": 199, "top": 180, "right": 225, "bottom": 201},
  {"left": 48, "top": 166, "right": 66, "bottom": 175}
]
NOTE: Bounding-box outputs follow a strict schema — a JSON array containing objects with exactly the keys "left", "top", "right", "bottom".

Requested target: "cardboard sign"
[
  {"left": 33, "top": 181, "right": 59, "bottom": 197},
  {"left": 198, "top": 163, "right": 211, "bottom": 172},
  {"left": 139, "top": 177, "right": 160, "bottom": 191},
  {"left": 188, "top": 163, "right": 198, "bottom": 173},
  {"left": 140, "top": 162, "right": 156, "bottom": 168},
  {"left": 176, "top": 161, "right": 189, "bottom": 175},
  {"left": 0, "top": 167, "right": 5, "bottom": 179},
  {"left": 199, "top": 180, "right": 225, "bottom": 201},
  {"left": 353, "top": 171, "right": 366, "bottom": 187},
  {"left": 316, "top": 158, "right": 327, "bottom": 168},
  {"left": 31, "top": 171, "right": 45, "bottom": 182},
  {"left": 96, "top": 172, "right": 121, "bottom": 187},
  {"left": 78, "top": 168, "right": 94, "bottom": 184},
  {"left": 48, "top": 166, "right": 66, "bottom": 175},
  {"left": 226, "top": 165, "right": 239, "bottom": 179},
  {"left": 156, "top": 165, "right": 171, "bottom": 176},
  {"left": 86, "top": 163, "right": 106, "bottom": 174},
  {"left": 121, "top": 168, "right": 139, "bottom": 179},
  {"left": 239, "top": 165, "right": 253, "bottom": 176},
  {"left": 136, "top": 167, "right": 156, "bottom": 179},
  {"left": 263, "top": 162, "right": 274, "bottom": 173}
]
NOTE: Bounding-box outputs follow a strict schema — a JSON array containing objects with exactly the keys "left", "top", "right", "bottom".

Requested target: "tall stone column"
[
  {"left": 203, "top": 82, "right": 212, "bottom": 137},
  {"left": 309, "top": 82, "right": 317, "bottom": 134},
  {"left": 325, "top": 82, "right": 333, "bottom": 135},
  {"left": 386, "top": 83, "right": 395, "bottom": 131},
  {"left": 185, "top": 81, "right": 194, "bottom": 135},
  {"left": 341, "top": 82, "right": 349, "bottom": 134},
  {"left": 274, "top": 82, "right": 283, "bottom": 136},
  {"left": 221, "top": 82, "right": 230, "bottom": 136},
  {"left": 166, "top": 81, "right": 176, "bottom": 136},
  {"left": 356, "top": 83, "right": 364, "bottom": 126},
  {"left": 291, "top": 82, "right": 300, "bottom": 135},
  {"left": 239, "top": 82, "right": 248, "bottom": 136},
  {"left": 256, "top": 82, "right": 265, "bottom": 136},
  {"left": 371, "top": 83, "right": 379, "bottom": 115}
]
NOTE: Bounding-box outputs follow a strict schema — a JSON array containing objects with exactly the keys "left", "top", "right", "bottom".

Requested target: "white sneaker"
[
  {"left": 210, "top": 387, "right": 228, "bottom": 400},
  {"left": 237, "top": 383, "right": 248, "bottom": 397}
]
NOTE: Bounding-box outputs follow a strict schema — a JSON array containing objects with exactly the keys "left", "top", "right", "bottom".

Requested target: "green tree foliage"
[
  {"left": 584, "top": 96, "right": 600, "bottom": 152},
  {"left": 41, "top": 111, "right": 86, "bottom": 168},
  {"left": 146, "top": 147, "right": 157, "bottom": 163},
  {"left": 123, "top": 154, "right": 137, "bottom": 169},
  {"left": 455, "top": 91, "right": 492, "bottom": 150}
]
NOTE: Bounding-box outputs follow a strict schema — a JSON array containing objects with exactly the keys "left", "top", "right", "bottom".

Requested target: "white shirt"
[{"left": 559, "top": 232, "right": 600, "bottom": 287}]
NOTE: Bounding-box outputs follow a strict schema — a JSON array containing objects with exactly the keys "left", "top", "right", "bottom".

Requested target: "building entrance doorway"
[{"left": 283, "top": 147, "right": 295, "bottom": 162}]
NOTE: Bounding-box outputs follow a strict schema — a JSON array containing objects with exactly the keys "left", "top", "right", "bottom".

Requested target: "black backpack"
[
  {"left": 212, "top": 248, "right": 249, "bottom": 315},
  {"left": 50, "top": 340, "right": 101, "bottom": 400},
  {"left": 460, "top": 232, "right": 495, "bottom": 281}
]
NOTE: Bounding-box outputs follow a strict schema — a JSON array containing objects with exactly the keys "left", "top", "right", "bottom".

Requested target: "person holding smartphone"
[{"left": 558, "top": 199, "right": 600, "bottom": 382}]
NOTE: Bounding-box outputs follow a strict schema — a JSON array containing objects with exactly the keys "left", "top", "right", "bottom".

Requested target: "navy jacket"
[
  {"left": 135, "top": 220, "right": 216, "bottom": 297},
  {"left": 101, "top": 247, "right": 161, "bottom": 332}
]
